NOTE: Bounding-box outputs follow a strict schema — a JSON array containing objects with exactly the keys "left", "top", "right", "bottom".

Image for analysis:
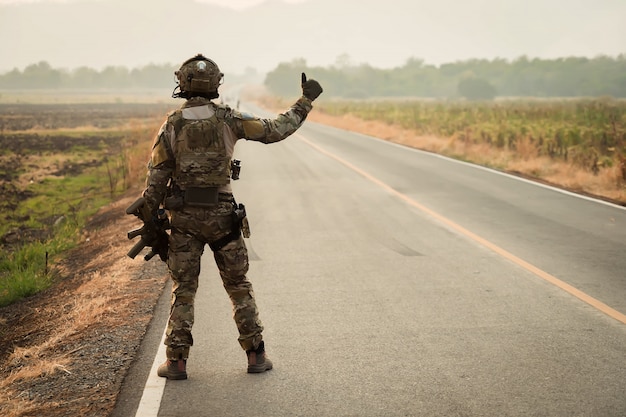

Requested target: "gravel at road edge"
[{"left": 0, "top": 193, "right": 169, "bottom": 417}]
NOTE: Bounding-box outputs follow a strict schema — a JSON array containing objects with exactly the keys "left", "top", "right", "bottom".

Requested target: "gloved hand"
[
  {"left": 151, "top": 231, "right": 169, "bottom": 262},
  {"left": 301, "top": 73, "right": 323, "bottom": 101}
]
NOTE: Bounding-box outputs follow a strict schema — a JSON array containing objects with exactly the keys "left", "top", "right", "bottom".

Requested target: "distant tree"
[
  {"left": 0, "top": 68, "right": 22, "bottom": 89},
  {"left": 130, "top": 63, "right": 174, "bottom": 88},
  {"left": 22, "top": 61, "right": 62, "bottom": 88},
  {"left": 71, "top": 66, "right": 98, "bottom": 88},
  {"left": 99, "top": 66, "right": 131, "bottom": 88},
  {"left": 457, "top": 77, "right": 497, "bottom": 100},
  {"left": 264, "top": 58, "right": 309, "bottom": 97}
]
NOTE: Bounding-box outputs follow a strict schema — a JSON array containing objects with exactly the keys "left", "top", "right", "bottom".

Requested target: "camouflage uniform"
[{"left": 143, "top": 96, "right": 313, "bottom": 361}]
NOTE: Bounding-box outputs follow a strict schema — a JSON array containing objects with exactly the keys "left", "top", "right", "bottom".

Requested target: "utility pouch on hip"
[
  {"left": 184, "top": 187, "right": 219, "bottom": 207},
  {"left": 241, "top": 216, "right": 251, "bottom": 238},
  {"left": 233, "top": 203, "right": 251, "bottom": 238},
  {"left": 208, "top": 201, "right": 249, "bottom": 252}
]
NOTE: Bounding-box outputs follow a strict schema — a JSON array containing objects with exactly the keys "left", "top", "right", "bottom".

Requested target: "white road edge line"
[
  {"left": 309, "top": 122, "right": 626, "bottom": 211},
  {"left": 135, "top": 329, "right": 167, "bottom": 417},
  {"left": 297, "top": 132, "right": 626, "bottom": 325}
]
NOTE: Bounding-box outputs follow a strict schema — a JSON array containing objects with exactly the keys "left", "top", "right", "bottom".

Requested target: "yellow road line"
[{"left": 297, "top": 134, "right": 626, "bottom": 325}]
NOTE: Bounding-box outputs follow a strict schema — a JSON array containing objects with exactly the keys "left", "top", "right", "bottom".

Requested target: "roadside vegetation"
[
  {"left": 252, "top": 91, "right": 626, "bottom": 204},
  {"left": 319, "top": 98, "right": 626, "bottom": 174},
  {"left": 0, "top": 99, "right": 172, "bottom": 306}
]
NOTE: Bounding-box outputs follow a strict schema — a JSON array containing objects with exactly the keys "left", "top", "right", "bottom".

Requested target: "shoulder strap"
[{"left": 168, "top": 109, "right": 186, "bottom": 137}]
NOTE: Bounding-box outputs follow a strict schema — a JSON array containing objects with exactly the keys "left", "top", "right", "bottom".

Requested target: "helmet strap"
[{"left": 171, "top": 84, "right": 182, "bottom": 99}]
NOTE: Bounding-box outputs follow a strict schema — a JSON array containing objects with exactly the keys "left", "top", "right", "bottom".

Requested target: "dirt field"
[{"left": 0, "top": 102, "right": 173, "bottom": 249}]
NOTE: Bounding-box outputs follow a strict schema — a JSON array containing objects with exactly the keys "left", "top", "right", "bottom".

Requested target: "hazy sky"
[
  {"left": 0, "top": 0, "right": 309, "bottom": 8},
  {"left": 198, "top": 0, "right": 308, "bottom": 9},
  {"left": 0, "top": 0, "right": 311, "bottom": 10},
  {"left": 1, "top": 0, "right": 624, "bottom": 74}
]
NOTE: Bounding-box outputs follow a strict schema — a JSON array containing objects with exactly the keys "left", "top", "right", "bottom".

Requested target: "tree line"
[
  {"left": 0, "top": 62, "right": 261, "bottom": 91},
  {"left": 2, "top": 55, "right": 625, "bottom": 99},
  {"left": 0, "top": 61, "right": 177, "bottom": 90},
  {"left": 265, "top": 55, "right": 626, "bottom": 99}
]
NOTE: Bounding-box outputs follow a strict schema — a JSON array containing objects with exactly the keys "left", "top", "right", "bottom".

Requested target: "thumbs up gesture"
[{"left": 301, "top": 73, "right": 323, "bottom": 101}]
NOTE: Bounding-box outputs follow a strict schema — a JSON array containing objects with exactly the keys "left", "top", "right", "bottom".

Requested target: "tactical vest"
[{"left": 169, "top": 106, "right": 230, "bottom": 205}]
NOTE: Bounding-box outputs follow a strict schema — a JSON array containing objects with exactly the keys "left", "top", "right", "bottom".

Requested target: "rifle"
[{"left": 126, "top": 197, "right": 170, "bottom": 261}]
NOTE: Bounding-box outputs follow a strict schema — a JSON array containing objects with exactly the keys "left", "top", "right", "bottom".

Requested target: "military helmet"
[{"left": 173, "top": 54, "right": 223, "bottom": 99}]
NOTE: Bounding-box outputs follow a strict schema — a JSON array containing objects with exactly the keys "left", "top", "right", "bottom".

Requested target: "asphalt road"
[{"left": 115, "top": 108, "right": 626, "bottom": 417}]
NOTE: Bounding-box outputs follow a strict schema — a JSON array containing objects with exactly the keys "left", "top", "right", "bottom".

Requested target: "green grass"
[
  {"left": 0, "top": 109, "right": 159, "bottom": 306},
  {"left": 0, "top": 173, "right": 111, "bottom": 306},
  {"left": 0, "top": 221, "right": 77, "bottom": 306},
  {"left": 1, "top": 163, "right": 119, "bottom": 238},
  {"left": 0, "top": 164, "right": 128, "bottom": 307}
]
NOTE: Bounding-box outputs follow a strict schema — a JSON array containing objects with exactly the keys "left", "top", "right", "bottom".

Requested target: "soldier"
[{"left": 142, "top": 54, "right": 322, "bottom": 380}]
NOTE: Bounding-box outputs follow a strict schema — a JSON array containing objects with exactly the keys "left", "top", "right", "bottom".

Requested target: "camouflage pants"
[{"left": 164, "top": 202, "right": 263, "bottom": 360}]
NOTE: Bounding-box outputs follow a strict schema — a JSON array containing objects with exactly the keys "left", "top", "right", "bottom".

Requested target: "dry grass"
[
  {"left": 0, "top": 194, "right": 168, "bottom": 417},
  {"left": 3, "top": 356, "right": 71, "bottom": 386},
  {"left": 122, "top": 120, "right": 157, "bottom": 190},
  {"left": 0, "top": 270, "right": 118, "bottom": 415},
  {"left": 10, "top": 117, "right": 156, "bottom": 191}
]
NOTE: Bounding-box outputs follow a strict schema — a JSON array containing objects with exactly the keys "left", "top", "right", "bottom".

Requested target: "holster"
[
  {"left": 208, "top": 202, "right": 250, "bottom": 252},
  {"left": 233, "top": 203, "right": 251, "bottom": 238}
]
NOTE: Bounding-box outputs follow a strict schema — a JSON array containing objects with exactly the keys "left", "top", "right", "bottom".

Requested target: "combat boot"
[
  {"left": 246, "top": 341, "right": 273, "bottom": 373},
  {"left": 157, "top": 359, "right": 187, "bottom": 380}
]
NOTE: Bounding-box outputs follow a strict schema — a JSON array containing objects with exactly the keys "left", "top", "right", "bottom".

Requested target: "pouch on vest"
[
  {"left": 184, "top": 187, "right": 219, "bottom": 207},
  {"left": 173, "top": 115, "right": 231, "bottom": 189}
]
